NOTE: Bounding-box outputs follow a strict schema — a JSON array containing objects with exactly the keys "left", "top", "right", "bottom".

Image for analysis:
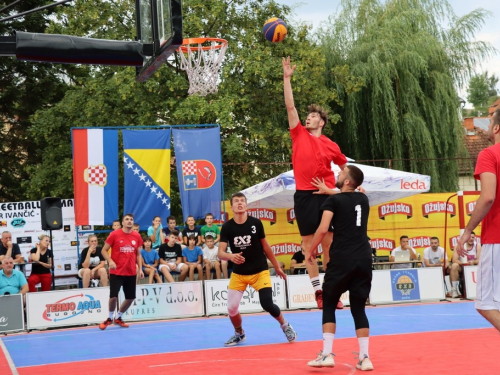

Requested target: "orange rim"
[{"left": 179, "top": 37, "right": 228, "bottom": 53}]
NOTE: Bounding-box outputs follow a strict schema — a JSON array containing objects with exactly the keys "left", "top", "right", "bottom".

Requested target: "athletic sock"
[
  {"left": 322, "top": 332, "right": 335, "bottom": 355},
  {"left": 452, "top": 281, "right": 459, "bottom": 289},
  {"left": 108, "top": 312, "right": 114, "bottom": 320},
  {"left": 311, "top": 276, "right": 321, "bottom": 292},
  {"left": 280, "top": 321, "right": 289, "bottom": 330},
  {"left": 116, "top": 311, "right": 123, "bottom": 319},
  {"left": 358, "top": 337, "right": 369, "bottom": 360}
]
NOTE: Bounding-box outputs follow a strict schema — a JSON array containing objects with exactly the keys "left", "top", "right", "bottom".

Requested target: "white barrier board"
[
  {"left": 119, "top": 281, "right": 204, "bottom": 321},
  {"left": 26, "top": 287, "right": 109, "bottom": 330},
  {"left": 205, "top": 277, "right": 286, "bottom": 316},
  {"left": 463, "top": 265, "right": 478, "bottom": 300},
  {"left": 286, "top": 274, "right": 350, "bottom": 309}
]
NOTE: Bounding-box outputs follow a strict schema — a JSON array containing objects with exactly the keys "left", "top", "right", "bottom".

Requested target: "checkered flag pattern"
[
  {"left": 182, "top": 160, "right": 197, "bottom": 176},
  {"left": 87, "top": 165, "right": 107, "bottom": 186}
]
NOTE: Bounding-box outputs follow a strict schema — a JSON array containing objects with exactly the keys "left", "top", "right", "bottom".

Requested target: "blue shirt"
[
  {"left": 141, "top": 249, "right": 159, "bottom": 268},
  {"left": 147, "top": 225, "right": 163, "bottom": 248},
  {"left": 0, "top": 269, "right": 27, "bottom": 295},
  {"left": 182, "top": 246, "right": 203, "bottom": 263}
]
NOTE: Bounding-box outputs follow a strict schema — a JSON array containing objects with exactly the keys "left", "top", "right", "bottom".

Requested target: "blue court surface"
[{"left": 1, "top": 300, "right": 491, "bottom": 369}]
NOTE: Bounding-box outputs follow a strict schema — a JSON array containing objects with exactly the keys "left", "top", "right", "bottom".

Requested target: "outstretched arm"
[{"left": 283, "top": 56, "right": 300, "bottom": 129}]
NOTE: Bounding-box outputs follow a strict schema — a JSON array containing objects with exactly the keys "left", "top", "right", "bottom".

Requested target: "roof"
[{"left": 460, "top": 127, "right": 491, "bottom": 173}]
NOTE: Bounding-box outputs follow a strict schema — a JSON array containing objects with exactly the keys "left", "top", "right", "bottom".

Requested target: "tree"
[
  {"left": 467, "top": 71, "right": 498, "bottom": 108},
  {"left": 318, "top": 0, "right": 495, "bottom": 192}
]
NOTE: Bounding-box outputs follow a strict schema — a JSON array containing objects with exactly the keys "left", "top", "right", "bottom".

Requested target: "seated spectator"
[
  {"left": 390, "top": 235, "right": 417, "bottom": 269},
  {"left": 148, "top": 216, "right": 165, "bottom": 250},
  {"left": 28, "top": 235, "right": 53, "bottom": 292},
  {"left": 158, "top": 231, "right": 188, "bottom": 282},
  {"left": 203, "top": 235, "right": 223, "bottom": 280},
  {"left": 267, "top": 259, "right": 286, "bottom": 276},
  {"left": 78, "top": 235, "right": 108, "bottom": 288},
  {"left": 448, "top": 232, "right": 482, "bottom": 298},
  {"left": 182, "top": 216, "right": 202, "bottom": 246},
  {"left": 142, "top": 238, "right": 161, "bottom": 284},
  {"left": 201, "top": 213, "right": 221, "bottom": 247},
  {"left": 423, "top": 237, "right": 449, "bottom": 270},
  {"left": 290, "top": 247, "right": 306, "bottom": 275},
  {"left": 0, "top": 256, "right": 28, "bottom": 303},
  {"left": 0, "top": 231, "right": 25, "bottom": 264},
  {"left": 163, "top": 216, "right": 184, "bottom": 246},
  {"left": 182, "top": 235, "right": 204, "bottom": 281}
]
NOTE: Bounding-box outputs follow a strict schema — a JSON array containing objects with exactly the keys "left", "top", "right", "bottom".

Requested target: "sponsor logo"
[
  {"left": 0, "top": 316, "right": 7, "bottom": 327},
  {"left": 247, "top": 209, "right": 277, "bottom": 225},
  {"left": 10, "top": 218, "right": 26, "bottom": 228},
  {"left": 43, "top": 294, "right": 102, "bottom": 322},
  {"left": 0, "top": 221, "right": 7, "bottom": 227},
  {"left": 422, "top": 201, "right": 456, "bottom": 218},
  {"left": 81, "top": 225, "right": 92, "bottom": 230},
  {"left": 391, "top": 269, "right": 420, "bottom": 301},
  {"left": 370, "top": 238, "right": 395, "bottom": 250},
  {"left": 271, "top": 243, "right": 301, "bottom": 256},
  {"left": 181, "top": 160, "right": 216, "bottom": 190},
  {"left": 400, "top": 179, "right": 427, "bottom": 190},
  {"left": 64, "top": 264, "right": 72, "bottom": 271},
  {"left": 70, "top": 241, "right": 77, "bottom": 246},
  {"left": 286, "top": 208, "right": 295, "bottom": 224},
  {"left": 84, "top": 164, "right": 107, "bottom": 187},
  {"left": 466, "top": 201, "right": 477, "bottom": 216},
  {"left": 64, "top": 225, "right": 71, "bottom": 232},
  {"left": 408, "top": 236, "right": 431, "bottom": 249},
  {"left": 378, "top": 203, "right": 413, "bottom": 220}
]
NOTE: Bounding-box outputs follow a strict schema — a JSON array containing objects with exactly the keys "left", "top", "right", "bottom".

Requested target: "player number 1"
[{"left": 355, "top": 205, "right": 361, "bottom": 226}]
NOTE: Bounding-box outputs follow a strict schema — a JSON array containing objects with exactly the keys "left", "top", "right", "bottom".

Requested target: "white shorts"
[
  {"left": 475, "top": 244, "right": 500, "bottom": 310},
  {"left": 159, "top": 263, "right": 185, "bottom": 273}
]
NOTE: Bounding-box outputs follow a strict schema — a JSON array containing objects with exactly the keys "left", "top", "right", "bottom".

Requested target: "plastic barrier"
[{"left": 0, "top": 294, "right": 25, "bottom": 333}]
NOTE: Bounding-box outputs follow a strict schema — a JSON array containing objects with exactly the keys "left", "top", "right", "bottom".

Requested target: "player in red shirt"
[
  {"left": 99, "top": 213, "right": 144, "bottom": 329},
  {"left": 283, "top": 56, "right": 348, "bottom": 309},
  {"left": 456, "top": 108, "right": 500, "bottom": 331}
]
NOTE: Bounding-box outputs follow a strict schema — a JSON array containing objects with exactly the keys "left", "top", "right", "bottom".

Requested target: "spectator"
[
  {"left": 132, "top": 223, "right": 141, "bottom": 233},
  {"left": 182, "top": 235, "right": 204, "bottom": 281},
  {"left": 290, "top": 246, "right": 306, "bottom": 275},
  {"left": 182, "top": 216, "right": 202, "bottom": 246},
  {"left": 449, "top": 232, "right": 482, "bottom": 298},
  {"left": 78, "top": 235, "right": 108, "bottom": 288},
  {"left": 201, "top": 213, "right": 221, "bottom": 246},
  {"left": 0, "top": 231, "right": 25, "bottom": 264},
  {"left": 0, "top": 256, "right": 28, "bottom": 303},
  {"left": 203, "top": 235, "right": 222, "bottom": 280},
  {"left": 158, "top": 231, "right": 188, "bottom": 282},
  {"left": 390, "top": 235, "right": 417, "bottom": 269},
  {"left": 28, "top": 234, "right": 53, "bottom": 292},
  {"left": 148, "top": 216, "right": 164, "bottom": 250},
  {"left": 108, "top": 220, "right": 122, "bottom": 257},
  {"left": 423, "top": 237, "right": 449, "bottom": 269},
  {"left": 141, "top": 238, "right": 161, "bottom": 284},
  {"left": 267, "top": 259, "right": 286, "bottom": 276},
  {"left": 163, "top": 215, "right": 184, "bottom": 245}
]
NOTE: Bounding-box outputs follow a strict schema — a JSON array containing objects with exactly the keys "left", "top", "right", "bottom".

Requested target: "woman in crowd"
[{"left": 28, "top": 234, "right": 53, "bottom": 292}]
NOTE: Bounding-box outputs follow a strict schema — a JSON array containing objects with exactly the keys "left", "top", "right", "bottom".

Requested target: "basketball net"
[{"left": 178, "top": 38, "right": 228, "bottom": 96}]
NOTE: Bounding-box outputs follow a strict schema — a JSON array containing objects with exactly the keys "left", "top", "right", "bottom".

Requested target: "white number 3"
[
  {"left": 355, "top": 205, "right": 361, "bottom": 226},
  {"left": 251, "top": 225, "right": 256, "bottom": 234}
]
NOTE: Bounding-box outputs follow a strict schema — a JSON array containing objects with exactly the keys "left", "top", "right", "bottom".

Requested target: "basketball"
[{"left": 263, "top": 17, "right": 287, "bottom": 43}]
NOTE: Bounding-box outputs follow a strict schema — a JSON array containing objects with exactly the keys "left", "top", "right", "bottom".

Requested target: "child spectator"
[
  {"left": 201, "top": 213, "right": 221, "bottom": 247},
  {"left": 203, "top": 235, "right": 224, "bottom": 280},
  {"left": 141, "top": 238, "right": 161, "bottom": 284},
  {"left": 182, "top": 235, "right": 204, "bottom": 281},
  {"left": 182, "top": 216, "right": 202, "bottom": 246},
  {"left": 147, "top": 216, "right": 165, "bottom": 250},
  {"left": 163, "top": 216, "right": 183, "bottom": 245},
  {"left": 158, "top": 231, "right": 188, "bottom": 282}
]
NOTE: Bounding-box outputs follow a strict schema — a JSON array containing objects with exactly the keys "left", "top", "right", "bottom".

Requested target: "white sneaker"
[
  {"left": 356, "top": 355, "right": 374, "bottom": 371},
  {"left": 307, "top": 351, "right": 335, "bottom": 367},
  {"left": 451, "top": 288, "right": 459, "bottom": 298}
]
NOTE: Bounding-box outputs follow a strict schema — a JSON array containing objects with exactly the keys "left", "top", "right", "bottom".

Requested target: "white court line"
[{"left": 0, "top": 337, "right": 19, "bottom": 375}]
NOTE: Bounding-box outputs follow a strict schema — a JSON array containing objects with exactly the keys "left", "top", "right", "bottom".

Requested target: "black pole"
[{"left": 49, "top": 229, "right": 55, "bottom": 291}]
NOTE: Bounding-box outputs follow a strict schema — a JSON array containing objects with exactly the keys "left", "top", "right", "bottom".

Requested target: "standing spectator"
[
  {"left": 158, "top": 231, "right": 188, "bottom": 282},
  {"left": 182, "top": 216, "right": 202, "bottom": 246},
  {"left": 390, "top": 235, "right": 417, "bottom": 269},
  {"left": 203, "top": 235, "right": 222, "bottom": 280},
  {"left": 0, "top": 256, "right": 28, "bottom": 303},
  {"left": 142, "top": 238, "right": 161, "bottom": 284},
  {"left": 449, "top": 232, "right": 482, "bottom": 298},
  {"left": 108, "top": 219, "right": 122, "bottom": 258},
  {"left": 163, "top": 215, "right": 184, "bottom": 245},
  {"left": 201, "top": 213, "right": 221, "bottom": 246},
  {"left": 0, "top": 231, "right": 25, "bottom": 264},
  {"left": 99, "top": 214, "right": 144, "bottom": 329},
  {"left": 183, "top": 235, "right": 204, "bottom": 281},
  {"left": 28, "top": 235, "right": 53, "bottom": 292},
  {"left": 423, "top": 237, "right": 449, "bottom": 269},
  {"left": 147, "top": 216, "right": 164, "bottom": 250},
  {"left": 78, "top": 235, "right": 108, "bottom": 288},
  {"left": 456, "top": 108, "right": 500, "bottom": 331}
]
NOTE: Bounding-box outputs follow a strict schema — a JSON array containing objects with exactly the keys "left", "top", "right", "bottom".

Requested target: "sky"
[{"left": 277, "top": 0, "right": 500, "bottom": 106}]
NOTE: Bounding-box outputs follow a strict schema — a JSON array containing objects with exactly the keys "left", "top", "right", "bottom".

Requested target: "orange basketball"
[{"left": 263, "top": 17, "right": 287, "bottom": 43}]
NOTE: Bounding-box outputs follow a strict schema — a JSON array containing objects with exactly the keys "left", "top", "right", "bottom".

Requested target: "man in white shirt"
[
  {"left": 449, "top": 232, "right": 482, "bottom": 298},
  {"left": 423, "top": 237, "right": 449, "bottom": 269},
  {"left": 390, "top": 235, "right": 417, "bottom": 269}
]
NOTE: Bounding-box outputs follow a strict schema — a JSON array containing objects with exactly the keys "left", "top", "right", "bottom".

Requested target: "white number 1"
[{"left": 355, "top": 205, "right": 361, "bottom": 226}]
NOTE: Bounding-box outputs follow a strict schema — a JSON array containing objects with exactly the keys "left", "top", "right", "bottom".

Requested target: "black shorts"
[
  {"left": 109, "top": 274, "right": 136, "bottom": 300},
  {"left": 294, "top": 190, "right": 333, "bottom": 236},
  {"left": 323, "top": 259, "right": 372, "bottom": 304}
]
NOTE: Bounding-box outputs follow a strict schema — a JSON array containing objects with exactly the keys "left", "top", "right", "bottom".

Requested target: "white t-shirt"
[
  {"left": 203, "top": 246, "right": 219, "bottom": 262},
  {"left": 423, "top": 246, "right": 446, "bottom": 266},
  {"left": 391, "top": 246, "right": 416, "bottom": 269}
]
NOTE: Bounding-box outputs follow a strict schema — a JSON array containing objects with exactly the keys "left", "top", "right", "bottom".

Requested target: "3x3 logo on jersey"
[{"left": 234, "top": 236, "right": 251, "bottom": 250}]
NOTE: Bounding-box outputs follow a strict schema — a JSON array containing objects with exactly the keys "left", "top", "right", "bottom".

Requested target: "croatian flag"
[{"left": 72, "top": 129, "right": 119, "bottom": 226}]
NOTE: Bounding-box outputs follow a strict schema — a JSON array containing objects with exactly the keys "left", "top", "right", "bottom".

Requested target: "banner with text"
[
  {"left": 464, "top": 265, "right": 478, "bottom": 300},
  {"left": 286, "top": 274, "right": 349, "bottom": 309}
]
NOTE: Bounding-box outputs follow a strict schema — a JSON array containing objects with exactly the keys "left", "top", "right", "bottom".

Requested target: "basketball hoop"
[{"left": 178, "top": 38, "right": 228, "bottom": 96}]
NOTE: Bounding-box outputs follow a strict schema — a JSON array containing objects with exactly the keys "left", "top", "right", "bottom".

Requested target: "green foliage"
[
  {"left": 318, "top": 0, "right": 495, "bottom": 192},
  {"left": 467, "top": 71, "right": 499, "bottom": 108}
]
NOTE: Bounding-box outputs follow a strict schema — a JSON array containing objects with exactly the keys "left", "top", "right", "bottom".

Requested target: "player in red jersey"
[
  {"left": 99, "top": 214, "right": 144, "bottom": 329},
  {"left": 457, "top": 108, "right": 500, "bottom": 331},
  {"left": 283, "top": 56, "right": 348, "bottom": 309}
]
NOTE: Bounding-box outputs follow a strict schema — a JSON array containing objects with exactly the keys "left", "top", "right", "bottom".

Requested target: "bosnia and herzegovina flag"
[
  {"left": 123, "top": 130, "right": 171, "bottom": 230},
  {"left": 72, "top": 129, "right": 119, "bottom": 226}
]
